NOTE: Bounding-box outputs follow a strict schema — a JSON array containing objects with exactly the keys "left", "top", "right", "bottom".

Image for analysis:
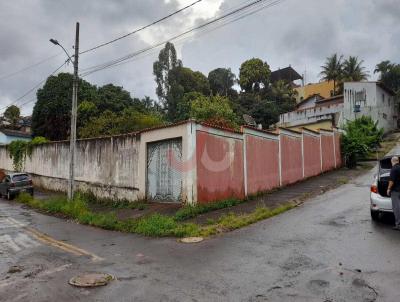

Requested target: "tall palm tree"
[
  {"left": 320, "top": 54, "right": 343, "bottom": 95},
  {"left": 374, "top": 60, "right": 393, "bottom": 75},
  {"left": 342, "top": 56, "right": 369, "bottom": 81}
]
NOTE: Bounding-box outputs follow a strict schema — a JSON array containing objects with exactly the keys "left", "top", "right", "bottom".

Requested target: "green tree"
[
  {"left": 77, "top": 101, "right": 98, "bottom": 129},
  {"left": 79, "top": 108, "right": 164, "bottom": 138},
  {"left": 189, "top": 95, "right": 238, "bottom": 128},
  {"left": 208, "top": 68, "right": 236, "bottom": 96},
  {"left": 166, "top": 66, "right": 210, "bottom": 121},
  {"left": 320, "top": 53, "right": 343, "bottom": 95},
  {"left": 4, "top": 105, "right": 20, "bottom": 128},
  {"left": 239, "top": 58, "right": 271, "bottom": 93},
  {"left": 375, "top": 60, "right": 400, "bottom": 96},
  {"left": 342, "top": 116, "right": 384, "bottom": 168},
  {"left": 270, "top": 80, "right": 297, "bottom": 113},
  {"left": 342, "top": 56, "right": 369, "bottom": 81},
  {"left": 32, "top": 73, "right": 97, "bottom": 141},
  {"left": 153, "top": 42, "right": 182, "bottom": 103},
  {"left": 95, "top": 84, "right": 134, "bottom": 113}
]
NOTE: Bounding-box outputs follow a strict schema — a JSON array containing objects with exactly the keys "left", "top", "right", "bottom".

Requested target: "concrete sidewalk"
[{"left": 189, "top": 162, "right": 374, "bottom": 224}]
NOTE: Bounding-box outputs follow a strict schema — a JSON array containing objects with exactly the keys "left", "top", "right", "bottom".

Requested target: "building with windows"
[
  {"left": 294, "top": 81, "right": 335, "bottom": 103},
  {"left": 279, "top": 82, "right": 398, "bottom": 133},
  {"left": 343, "top": 82, "right": 397, "bottom": 132}
]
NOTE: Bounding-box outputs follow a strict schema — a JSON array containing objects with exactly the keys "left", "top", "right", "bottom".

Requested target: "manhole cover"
[
  {"left": 69, "top": 273, "right": 114, "bottom": 287},
  {"left": 179, "top": 237, "right": 204, "bottom": 243}
]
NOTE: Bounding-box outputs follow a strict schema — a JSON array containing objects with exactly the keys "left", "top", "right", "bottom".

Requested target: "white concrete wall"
[
  {"left": 343, "top": 82, "right": 397, "bottom": 132},
  {"left": 279, "top": 104, "right": 343, "bottom": 127},
  {"left": 0, "top": 134, "right": 139, "bottom": 201}
]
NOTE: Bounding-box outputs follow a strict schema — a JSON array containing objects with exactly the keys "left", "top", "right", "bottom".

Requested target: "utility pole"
[{"left": 68, "top": 22, "right": 79, "bottom": 200}]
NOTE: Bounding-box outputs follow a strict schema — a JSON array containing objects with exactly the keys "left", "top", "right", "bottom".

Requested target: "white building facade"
[
  {"left": 279, "top": 82, "right": 398, "bottom": 133},
  {"left": 343, "top": 82, "right": 398, "bottom": 132}
]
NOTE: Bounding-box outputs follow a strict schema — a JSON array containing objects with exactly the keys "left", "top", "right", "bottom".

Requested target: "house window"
[
  {"left": 382, "top": 93, "right": 385, "bottom": 103},
  {"left": 383, "top": 113, "right": 387, "bottom": 120}
]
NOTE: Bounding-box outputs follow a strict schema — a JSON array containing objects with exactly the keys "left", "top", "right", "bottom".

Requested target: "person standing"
[{"left": 388, "top": 156, "right": 400, "bottom": 230}]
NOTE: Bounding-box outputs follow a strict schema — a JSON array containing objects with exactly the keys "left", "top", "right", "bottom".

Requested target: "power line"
[
  {"left": 0, "top": 52, "right": 61, "bottom": 82},
  {"left": 80, "top": 0, "right": 284, "bottom": 77},
  {"left": 99, "top": 0, "right": 285, "bottom": 72},
  {"left": 79, "top": 0, "right": 203, "bottom": 55},
  {"left": 0, "top": 60, "right": 69, "bottom": 113}
]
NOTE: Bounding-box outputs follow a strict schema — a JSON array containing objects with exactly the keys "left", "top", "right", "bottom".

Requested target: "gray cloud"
[{"left": 0, "top": 0, "right": 398, "bottom": 116}]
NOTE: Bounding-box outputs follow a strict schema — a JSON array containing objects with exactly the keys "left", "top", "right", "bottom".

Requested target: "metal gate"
[{"left": 146, "top": 138, "right": 182, "bottom": 203}]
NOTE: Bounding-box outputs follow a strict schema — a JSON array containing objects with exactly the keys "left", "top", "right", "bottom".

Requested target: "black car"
[{"left": 0, "top": 173, "right": 34, "bottom": 200}]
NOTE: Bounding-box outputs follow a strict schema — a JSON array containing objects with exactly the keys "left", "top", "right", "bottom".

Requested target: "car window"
[
  {"left": 380, "top": 158, "right": 393, "bottom": 170},
  {"left": 12, "top": 174, "right": 29, "bottom": 182}
]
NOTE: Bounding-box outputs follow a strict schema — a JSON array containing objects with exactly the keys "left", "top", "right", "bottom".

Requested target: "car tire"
[{"left": 371, "top": 210, "right": 380, "bottom": 221}]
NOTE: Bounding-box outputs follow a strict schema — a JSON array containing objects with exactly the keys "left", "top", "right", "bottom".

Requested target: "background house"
[
  {"left": 0, "top": 129, "right": 32, "bottom": 145},
  {"left": 278, "top": 81, "right": 398, "bottom": 133},
  {"left": 343, "top": 82, "right": 398, "bottom": 132},
  {"left": 294, "top": 81, "right": 335, "bottom": 103}
]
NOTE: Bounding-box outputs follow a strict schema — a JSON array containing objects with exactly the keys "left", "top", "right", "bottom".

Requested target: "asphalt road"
[{"left": 1, "top": 163, "right": 400, "bottom": 301}]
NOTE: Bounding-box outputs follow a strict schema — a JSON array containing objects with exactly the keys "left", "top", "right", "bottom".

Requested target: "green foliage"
[
  {"left": 79, "top": 108, "right": 164, "bottom": 138},
  {"left": 199, "top": 204, "right": 295, "bottom": 236},
  {"left": 375, "top": 60, "right": 400, "bottom": 96},
  {"left": 7, "top": 140, "right": 29, "bottom": 171},
  {"left": 239, "top": 58, "right": 271, "bottom": 92},
  {"left": 208, "top": 68, "right": 236, "bottom": 96},
  {"left": 342, "top": 56, "right": 369, "bottom": 81},
  {"left": 320, "top": 54, "right": 368, "bottom": 95},
  {"left": 189, "top": 95, "right": 238, "bottom": 128},
  {"left": 7, "top": 137, "right": 49, "bottom": 171},
  {"left": 15, "top": 193, "right": 199, "bottom": 237},
  {"left": 167, "top": 66, "right": 211, "bottom": 121},
  {"left": 174, "top": 198, "right": 243, "bottom": 221},
  {"left": 153, "top": 42, "right": 182, "bottom": 102},
  {"left": 4, "top": 105, "right": 20, "bottom": 128},
  {"left": 32, "top": 73, "right": 98, "bottom": 140},
  {"left": 77, "top": 101, "right": 98, "bottom": 129},
  {"left": 341, "top": 116, "right": 384, "bottom": 168}
]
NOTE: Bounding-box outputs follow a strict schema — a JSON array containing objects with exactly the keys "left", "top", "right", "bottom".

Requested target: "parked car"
[
  {"left": 0, "top": 173, "right": 34, "bottom": 200},
  {"left": 370, "top": 156, "right": 395, "bottom": 220}
]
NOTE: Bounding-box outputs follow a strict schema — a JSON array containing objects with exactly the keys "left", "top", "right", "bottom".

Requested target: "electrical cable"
[
  {"left": 79, "top": 0, "right": 203, "bottom": 55},
  {"left": 80, "top": 0, "right": 284, "bottom": 77}
]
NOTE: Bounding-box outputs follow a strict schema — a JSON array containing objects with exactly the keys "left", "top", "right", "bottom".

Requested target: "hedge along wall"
[
  {"left": 302, "top": 129, "right": 322, "bottom": 178},
  {"left": 243, "top": 127, "right": 280, "bottom": 195},
  {"left": 321, "top": 130, "right": 336, "bottom": 172},
  {"left": 0, "top": 135, "right": 139, "bottom": 201},
  {"left": 196, "top": 125, "right": 245, "bottom": 204},
  {"left": 280, "top": 129, "right": 303, "bottom": 186}
]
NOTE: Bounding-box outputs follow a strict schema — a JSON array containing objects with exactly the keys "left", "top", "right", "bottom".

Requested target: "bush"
[{"left": 341, "top": 116, "right": 384, "bottom": 168}]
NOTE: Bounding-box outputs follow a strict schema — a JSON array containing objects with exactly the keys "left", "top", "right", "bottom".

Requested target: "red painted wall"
[
  {"left": 334, "top": 132, "right": 342, "bottom": 167},
  {"left": 196, "top": 131, "right": 244, "bottom": 203},
  {"left": 246, "top": 135, "right": 280, "bottom": 195},
  {"left": 321, "top": 134, "right": 335, "bottom": 172},
  {"left": 280, "top": 134, "right": 303, "bottom": 186},
  {"left": 303, "top": 134, "right": 321, "bottom": 178}
]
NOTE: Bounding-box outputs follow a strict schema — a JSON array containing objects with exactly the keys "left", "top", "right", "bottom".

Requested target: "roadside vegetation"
[
  {"left": 341, "top": 116, "right": 384, "bottom": 168},
  {"left": 15, "top": 192, "right": 294, "bottom": 238}
]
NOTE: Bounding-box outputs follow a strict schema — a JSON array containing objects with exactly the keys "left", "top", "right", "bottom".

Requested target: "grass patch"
[
  {"left": 16, "top": 192, "right": 196, "bottom": 237},
  {"left": 199, "top": 203, "right": 295, "bottom": 236},
  {"left": 79, "top": 191, "right": 148, "bottom": 210},
  {"left": 15, "top": 193, "right": 295, "bottom": 238},
  {"left": 337, "top": 177, "right": 349, "bottom": 185},
  {"left": 174, "top": 198, "right": 244, "bottom": 221}
]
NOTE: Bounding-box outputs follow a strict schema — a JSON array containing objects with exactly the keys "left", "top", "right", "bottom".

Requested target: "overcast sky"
[{"left": 0, "top": 0, "right": 399, "bottom": 115}]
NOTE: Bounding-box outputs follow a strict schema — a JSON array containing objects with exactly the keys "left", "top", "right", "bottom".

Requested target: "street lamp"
[{"left": 49, "top": 22, "right": 80, "bottom": 200}]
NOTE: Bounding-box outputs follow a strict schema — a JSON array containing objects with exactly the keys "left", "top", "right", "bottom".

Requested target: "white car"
[{"left": 370, "top": 156, "right": 394, "bottom": 220}]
